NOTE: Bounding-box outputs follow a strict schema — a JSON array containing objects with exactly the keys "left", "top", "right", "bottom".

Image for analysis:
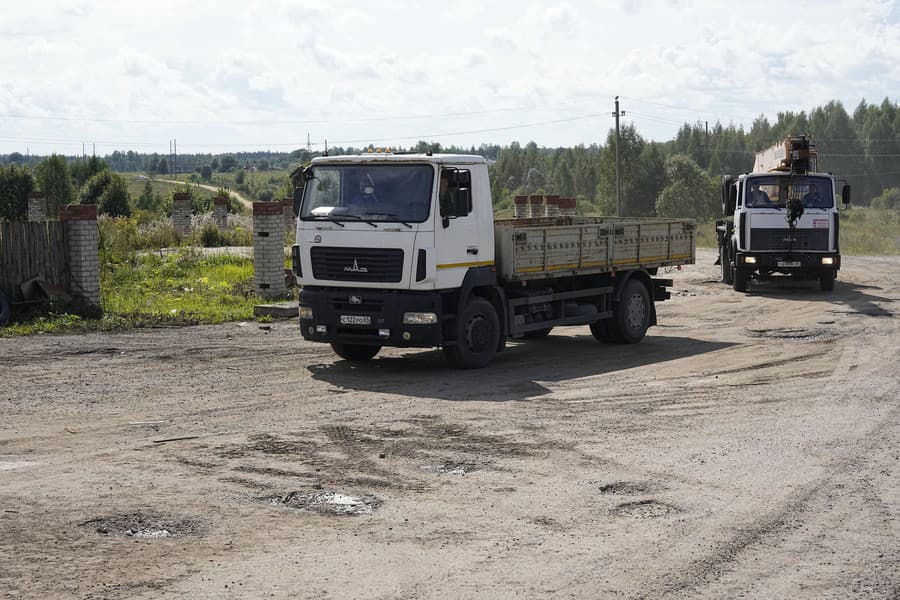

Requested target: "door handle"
[{"left": 467, "top": 247, "right": 478, "bottom": 255}]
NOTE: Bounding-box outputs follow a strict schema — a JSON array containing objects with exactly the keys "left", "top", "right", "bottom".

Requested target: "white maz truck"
[
  {"left": 716, "top": 135, "right": 850, "bottom": 292},
  {"left": 291, "top": 153, "right": 695, "bottom": 368}
]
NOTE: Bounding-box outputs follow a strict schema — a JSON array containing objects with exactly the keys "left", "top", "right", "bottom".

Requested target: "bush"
[
  {"left": 871, "top": 187, "right": 900, "bottom": 210},
  {"left": 0, "top": 164, "right": 34, "bottom": 221}
]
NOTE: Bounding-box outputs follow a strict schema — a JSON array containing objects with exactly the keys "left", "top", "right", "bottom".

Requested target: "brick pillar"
[
  {"left": 513, "top": 195, "right": 528, "bottom": 218},
  {"left": 253, "top": 202, "right": 286, "bottom": 298},
  {"left": 213, "top": 196, "right": 228, "bottom": 229},
  {"left": 59, "top": 204, "right": 101, "bottom": 313},
  {"left": 559, "top": 198, "right": 577, "bottom": 216},
  {"left": 528, "top": 195, "right": 544, "bottom": 218},
  {"left": 282, "top": 199, "right": 295, "bottom": 234},
  {"left": 28, "top": 191, "right": 47, "bottom": 222},
  {"left": 545, "top": 194, "right": 560, "bottom": 217},
  {"left": 172, "top": 192, "right": 191, "bottom": 236}
]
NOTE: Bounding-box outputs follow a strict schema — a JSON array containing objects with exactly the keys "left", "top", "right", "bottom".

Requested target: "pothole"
[
  {"left": 610, "top": 500, "right": 678, "bottom": 518},
  {"left": 598, "top": 481, "right": 653, "bottom": 495},
  {"left": 81, "top": 511, "right": 203, "bottom": 538},
  {"left": 745, "top": 327, "right": 836, "bottom": 342},
  {"left": 419, "top": 463, "right": 477, "bottom": 476},
  {"left": 260, "top": 491, "right": 381, "bottom": 516}
]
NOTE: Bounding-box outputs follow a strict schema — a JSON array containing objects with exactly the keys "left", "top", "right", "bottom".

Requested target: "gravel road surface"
[{"left": 1, "top": 249, "right": 898, "bottom": 599}]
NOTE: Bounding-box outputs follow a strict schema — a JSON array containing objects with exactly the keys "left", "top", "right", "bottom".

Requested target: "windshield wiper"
[
  {"left": 307, "top": 216, "right": 345, "bottom": 227},
  {"left": 363, "top": 212, "right": 412, "bottom": 228}
]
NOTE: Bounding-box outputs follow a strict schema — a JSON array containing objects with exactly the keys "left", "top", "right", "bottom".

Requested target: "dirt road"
[
  {"left": 156, "top": 179, "right": 254, "bottom": 211},
  {"left": 1, "top": 249, "right": 898, "bottom": 599}
]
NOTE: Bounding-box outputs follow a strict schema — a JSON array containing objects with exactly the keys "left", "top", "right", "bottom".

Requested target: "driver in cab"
[{"left": 350, "top": 175, "right": 378, "bottom": 209}]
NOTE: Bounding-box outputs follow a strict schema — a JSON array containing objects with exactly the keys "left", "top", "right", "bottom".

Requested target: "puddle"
[
  {"left": 81, "top": 511, "right": 203, "bottom": 538},
  {"left": 745, "top": 327, "right": 836, "bottom": 342},
  {"left": 610, "top": 500, "right": 678, "bottom": 518},
  {"left": 261, "top": 491, "right": 381, "bottom": 516},
  {"left": 419, "top": 463, "right": 476, "bottom": 476},
  {"left": 598, "top": 481, "right": 653, "bottom": 495}
]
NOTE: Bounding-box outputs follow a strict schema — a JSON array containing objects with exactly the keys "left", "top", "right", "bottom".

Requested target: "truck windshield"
[
  {"left": 745, "top": 175, "right": 834, "bottom": 209},
  {"left": 299, "top": 164, "right": 434, "bottom": 223}
]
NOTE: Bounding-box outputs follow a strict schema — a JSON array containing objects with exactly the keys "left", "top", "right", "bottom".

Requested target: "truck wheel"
[
  {"left": 819, "top": 270, "right": 835, "bottom": 292},
  {"left": 721, "top": 245, "right": 733, "bottom": 284},
  {"left": 733, "top": 266, "right": 750, "bottom": 292},
  {"left": 331, "top": 343, "right": 381, "bottom": 362},
  {"left": 523, "top": 327, "right": 553, "bottom": 339},
  {"left": 444, "top": 297, "right": 500, "bottom": 369},
  {"left": 589, "top": 319, "right": 616, "bottom": 343},
  {"left": 603, "top": 279, "right": 651, "bottom": 344}
]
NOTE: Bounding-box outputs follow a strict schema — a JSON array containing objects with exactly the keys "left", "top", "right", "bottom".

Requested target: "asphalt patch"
[
  {"left": 610, "top": 499, "right": 679, "bottom": 518},
  {"left": 261, "top": 490, "right": 382, "bottom": 516},
  {"left": 81, "top": 511, "right": 204, "bottom": 538}
]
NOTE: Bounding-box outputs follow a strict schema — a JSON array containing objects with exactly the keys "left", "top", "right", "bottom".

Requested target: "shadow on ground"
[{"left": 308, "top": 334, "right": 735, "bottom": 402}]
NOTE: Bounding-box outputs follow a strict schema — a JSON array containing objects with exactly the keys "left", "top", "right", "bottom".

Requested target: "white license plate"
[
  {"left": 778, "top": 261, "right": 801, "bottom": 268},
  {"left": 340, "top": 315, "right": 371, "bottom": 325}
]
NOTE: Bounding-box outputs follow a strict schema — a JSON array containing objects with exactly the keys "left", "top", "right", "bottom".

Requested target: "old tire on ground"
[
  {"left": 601, "top": 279, "right": 651, "bottom": 344},
  {"left": 331, "top": 343, "right": 381, "bottom": 362},
  {"left": 522, "top": 327, "right": 553, "bottom": 339},
  {"left": 819, "top": 270, "right": 836, "bottom": 292},
  {"left": 733, "top": 265, "right": 750, "bottom": 292},
  {"left": 0, "top": 291, "right": 9, "bottom": 327},
  {"left": 721, "top": 245, "right": 733, "bottom": 284},
  {"left": 444, "top": 297, "right": 500, "bottom": 369}
]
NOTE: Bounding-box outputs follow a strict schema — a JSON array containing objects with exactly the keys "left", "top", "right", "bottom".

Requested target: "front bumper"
[
  {"left": 298, "top": 286, "right": 444, "bottom": 348},
  {"left": 735, "top": 252, "right": 841, "bottom": 273}
]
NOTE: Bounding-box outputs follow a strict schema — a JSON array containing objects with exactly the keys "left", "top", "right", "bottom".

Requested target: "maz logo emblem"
[
  {"left": 344, "top": 259, "right": 369, "bottom": 273},
  {"left": 313, "top": 235, "right": 322, "bottom": 243},
  {"left": 349, "top": 296, "right": 362, "bottom": 304}
]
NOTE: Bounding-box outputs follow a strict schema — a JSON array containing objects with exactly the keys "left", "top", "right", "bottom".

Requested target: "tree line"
[{"left": 2, "top": 97, "right": 899, "bottom": 222}]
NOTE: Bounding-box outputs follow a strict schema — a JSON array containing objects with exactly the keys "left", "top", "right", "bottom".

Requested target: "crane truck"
[
  {"left": 290, "top": 152, "right": 695, "bottom": 368},
  {"left": 717, "top": 135, "right": 850, "bottom": 292}
]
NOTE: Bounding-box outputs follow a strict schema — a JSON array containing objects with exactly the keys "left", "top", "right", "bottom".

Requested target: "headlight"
[
  {"left": 821, "top": 257, "right": 834, "bottom": 265},
  {"left": 403, "top": 312, "right": 438, "bottom": 325},
  {"left": 298, "top": 306, "right": 314, "bottom": 320},
  {"left": 743, "top": 256, "right": 757, "bottom": 264}
]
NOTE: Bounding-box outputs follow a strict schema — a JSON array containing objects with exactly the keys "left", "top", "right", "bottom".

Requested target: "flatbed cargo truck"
[{"left": 291, "top": 153, "right": 695, "bottom": 368}]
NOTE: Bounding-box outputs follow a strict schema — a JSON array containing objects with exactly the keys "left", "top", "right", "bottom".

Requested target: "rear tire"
[
  {"left": 444, "top": 297, "right": 500, "bottom": 369},
  {"left": 819, "top": 270, "right": 835, "bottom": 292},
  {"left": 600, "top": 279, "right": 651, "bottom": 344},
  {"left": 331, "top": 343, "right": 381, "bottom": 362}
]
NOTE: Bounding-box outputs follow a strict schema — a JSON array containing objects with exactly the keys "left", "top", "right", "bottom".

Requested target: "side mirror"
[
  {"left": 841, "top": 184, "right": 851, "bottom": 205},
  {"left": 455, "top": 187, "right": 472, "bottom": 216},
  {"left": 292, "top": 186, "right": 303, "bottom": 217}
]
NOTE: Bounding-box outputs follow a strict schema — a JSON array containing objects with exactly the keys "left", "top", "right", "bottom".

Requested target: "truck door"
[{"left": 434, "top": 166, "right": 480, "bottom": 289}]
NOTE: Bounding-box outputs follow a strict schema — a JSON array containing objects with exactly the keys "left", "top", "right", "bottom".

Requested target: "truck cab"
[{"left": 717, "top": 137, "right": 850, "bottom": 292}]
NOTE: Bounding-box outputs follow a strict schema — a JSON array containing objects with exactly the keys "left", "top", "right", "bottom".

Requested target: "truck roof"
[{"left": 310, "top": 153, "right": 488, "bottom": 165}]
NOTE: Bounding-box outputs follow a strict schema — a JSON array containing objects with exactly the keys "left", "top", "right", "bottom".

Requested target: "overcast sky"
[{"left": 1, "top": 0, "right": 898, "bottom": 156}]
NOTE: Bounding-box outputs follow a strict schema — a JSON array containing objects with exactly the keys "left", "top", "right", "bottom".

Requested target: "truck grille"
[
  {"left": 750, "top": 228, "right": 829, "bottom": 252},
  {"left": 310, "top": 247, "right": 404, "bottom": 282}
]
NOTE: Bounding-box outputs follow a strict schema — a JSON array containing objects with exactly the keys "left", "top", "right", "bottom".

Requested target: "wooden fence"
[{"left": 0, "top": 221, "right": 69, "bottom": 301}]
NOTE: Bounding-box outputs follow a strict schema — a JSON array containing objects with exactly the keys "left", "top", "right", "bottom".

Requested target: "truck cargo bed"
[{"left": 494, "top": 216, "right": 695, "bottom": 282}]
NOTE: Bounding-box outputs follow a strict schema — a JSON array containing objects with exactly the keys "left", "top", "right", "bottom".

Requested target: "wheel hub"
[{"left": 626, "top": 293, "right": 647, "bottom": 331}]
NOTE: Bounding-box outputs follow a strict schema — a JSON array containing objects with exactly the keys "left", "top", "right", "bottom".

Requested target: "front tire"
[
  {"left": 733, "top": 265, "right": 750, "bottom": 292},
  {"left": 444, "top": 297, "right": 500, "bottom": 369},
  {"left": 720, "top": 245, "right": 733, "bottom": 284},
  {"left": 819, "top": 270, "right": 836, "bottom": 292},
  {"left": 331, "top": 343, "right": 381, "bottom": 362}
]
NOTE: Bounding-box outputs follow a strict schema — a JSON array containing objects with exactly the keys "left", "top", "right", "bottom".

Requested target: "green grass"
[
  {"left": 2, "top": 249, "right": 283, "bottom": 336},
  {"left": 695, "top": 207, "right": 900, "bottom": 255}
]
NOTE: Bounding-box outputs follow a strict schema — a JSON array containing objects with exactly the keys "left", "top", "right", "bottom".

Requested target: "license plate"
[
  {"left": 778, "top": 261, "right": 801, "bottom": 268},
  {"left": 340, "top": 315, "right": 371, "bottom": 325}
]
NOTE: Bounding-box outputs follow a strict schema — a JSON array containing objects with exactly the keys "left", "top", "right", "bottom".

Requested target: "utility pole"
[
  {"left": 705, "top": 121, "right": 710, "bottom": 170},
  {"left": 174, "top": 139, "right": 177, "bottom": 175},
  {"left": 307, "top": 132, "right": 311, "bottom": 154},
  {"left": 612, "top": 96, "right": 625, "bottom": 217}
]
